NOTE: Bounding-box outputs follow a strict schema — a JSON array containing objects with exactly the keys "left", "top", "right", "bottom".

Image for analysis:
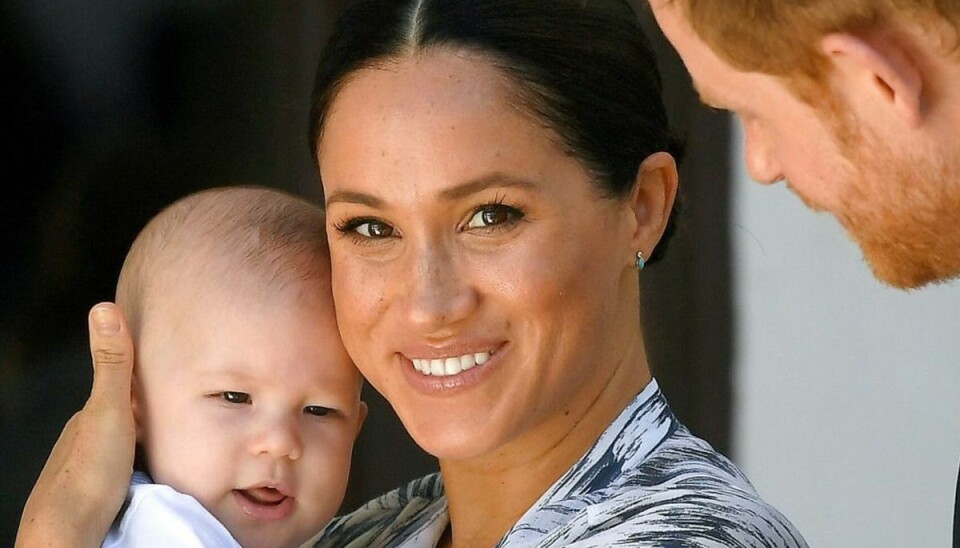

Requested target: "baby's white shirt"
[{"left": 103, "top": 471, "right": 241, "bottom": 547}]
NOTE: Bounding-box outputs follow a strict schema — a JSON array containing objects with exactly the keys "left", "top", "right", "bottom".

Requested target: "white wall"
[{"left": 729, "top": 124, "right": 960, "bottom": 548}]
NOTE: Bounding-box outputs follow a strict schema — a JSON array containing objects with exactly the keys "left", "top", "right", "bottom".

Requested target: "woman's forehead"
[
  {"left": 324, "top": 51, "right": 514, "bottom": 133},
  {"left": 316, "top": 51, "right": 569, "bottom": 191}
]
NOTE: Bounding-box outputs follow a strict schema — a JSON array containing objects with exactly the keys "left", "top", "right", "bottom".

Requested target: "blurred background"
[{"left": 1, "top": 1, "right": 957, "bottom": 547}]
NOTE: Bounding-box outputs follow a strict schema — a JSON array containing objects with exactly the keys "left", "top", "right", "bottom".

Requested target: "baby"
[{"left": 103, "top": 186, "right": 366, "bottom": 548}]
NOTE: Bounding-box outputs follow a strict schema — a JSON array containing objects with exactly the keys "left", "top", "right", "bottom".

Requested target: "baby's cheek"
[
  {"left": 148, "top": 417, "right": 233, "bottom": 500},
  {"left": 304, "top": 435, "right": 354, "bottom": 514}
]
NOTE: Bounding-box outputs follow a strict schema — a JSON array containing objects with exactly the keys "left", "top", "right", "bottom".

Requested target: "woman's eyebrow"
[
  {"left": 325, "top": 190, "right": 383, "bottom": 209},
  {"left": 325, "top": 174, "right": 539, "bottom": 209},
  {"left": 438, "top": 173, "right": 539, "bottom": 201}
]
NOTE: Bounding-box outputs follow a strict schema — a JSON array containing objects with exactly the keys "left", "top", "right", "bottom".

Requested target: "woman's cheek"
[{"left": 330, "top": 253, "right": 390, "bottom": 352}]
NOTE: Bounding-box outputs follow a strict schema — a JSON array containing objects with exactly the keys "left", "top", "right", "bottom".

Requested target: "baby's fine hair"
[{"left": 116, "top": 185, "right": 328, "bottom": 337}]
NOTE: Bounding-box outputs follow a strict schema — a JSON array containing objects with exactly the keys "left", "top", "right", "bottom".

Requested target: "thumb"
[{"left": 87, "top": 302, "right": 134, "bottom": 412}]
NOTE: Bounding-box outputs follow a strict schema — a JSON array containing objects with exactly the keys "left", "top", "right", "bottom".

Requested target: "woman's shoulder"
[
  {"left": 307, "top": 473, "right": 447, "bottom": 548},
  {"left": 495, "top": 384, "right": 807, "bottom": 547},
  {"left": 502, "top": 422, "right": 807, "bottom": 547},
  {"left": 548, "top": 483, "right": 809, "bottom": 548},
  {"left": 567, "top": 425, "right": 808, "bottom": 547}
]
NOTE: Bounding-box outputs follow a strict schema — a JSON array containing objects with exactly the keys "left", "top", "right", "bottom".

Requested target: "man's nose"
[{"left": 742, "top": 120, "right": 784, "bottom": 185}]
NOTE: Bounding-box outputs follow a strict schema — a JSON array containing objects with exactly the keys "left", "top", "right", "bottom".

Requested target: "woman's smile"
[
  {"left": 320, "top": 49, "right": 645, "bottom": 462},
  {"left": 408, "top": 349, "right": 496, "bottom": 377}
]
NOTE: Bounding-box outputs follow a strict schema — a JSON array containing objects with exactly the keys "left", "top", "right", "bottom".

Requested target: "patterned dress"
[{"left": 311, "top": 379, "right": 807, "bottom": 547}]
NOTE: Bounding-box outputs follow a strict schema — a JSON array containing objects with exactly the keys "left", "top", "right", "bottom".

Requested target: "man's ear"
[
  {"left": 628, "top": 151, "right": 679, "bottom": 259},
  {"left": 820, "top": 32, "right": 924, "bottom": 128}
]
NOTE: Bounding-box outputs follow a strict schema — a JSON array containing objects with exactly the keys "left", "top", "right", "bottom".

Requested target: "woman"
[{"left": 19, "top": 1, "right": 806, "bottom": 546}]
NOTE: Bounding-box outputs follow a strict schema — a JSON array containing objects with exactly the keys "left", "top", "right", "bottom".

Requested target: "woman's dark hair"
[{"left": 308, "top": 0, "right": 683, "bottom": 264}]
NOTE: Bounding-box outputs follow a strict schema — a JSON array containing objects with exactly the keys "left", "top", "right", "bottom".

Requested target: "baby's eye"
[
  {"left": 466, "top": 204, "right": 523, "bottom": 229},
  {"left": 221, "top": 391, "right": 251, "bottom": 404},
  {"left": 304, "top": 405, "right": 333, "bottom": 418}
]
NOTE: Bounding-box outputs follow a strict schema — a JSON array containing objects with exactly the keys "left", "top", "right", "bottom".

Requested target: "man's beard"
[{"left": 833, "top": 131, "right": 960, "bottom": 289}]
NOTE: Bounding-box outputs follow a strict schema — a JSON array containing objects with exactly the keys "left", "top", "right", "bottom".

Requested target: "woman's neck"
[{"left": 437, "top": 356, "right": 652, "bottom": 548}]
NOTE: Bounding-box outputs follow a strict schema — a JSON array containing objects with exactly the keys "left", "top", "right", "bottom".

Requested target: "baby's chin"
[{"left": 215, "top": 497, "right": 334, "bottom": 548}]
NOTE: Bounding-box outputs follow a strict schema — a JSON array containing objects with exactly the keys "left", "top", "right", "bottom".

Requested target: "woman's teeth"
[{"left": 411, "top": 352, "right": 491, "bottom": 376}]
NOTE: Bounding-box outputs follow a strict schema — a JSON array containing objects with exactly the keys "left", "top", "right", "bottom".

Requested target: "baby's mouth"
[
  {"left": 237, "top": 487, "right": 287, "bottom": 506},
  {"left": 233, "top": 486, "right": 295, "bottom": 520}
]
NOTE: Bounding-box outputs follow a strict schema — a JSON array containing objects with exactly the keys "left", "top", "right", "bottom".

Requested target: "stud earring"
[{"left": 636, "top": 250, "right": 646, "bottom": 271}]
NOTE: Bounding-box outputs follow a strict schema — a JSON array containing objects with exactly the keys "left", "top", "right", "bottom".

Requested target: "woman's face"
[{"left": 318, "top": 50, "right": 654, "bottom": 462}]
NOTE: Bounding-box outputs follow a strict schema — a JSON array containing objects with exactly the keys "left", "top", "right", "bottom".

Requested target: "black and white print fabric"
[{"left": 312, "top": 380, "right": 807, "bottom": 547}]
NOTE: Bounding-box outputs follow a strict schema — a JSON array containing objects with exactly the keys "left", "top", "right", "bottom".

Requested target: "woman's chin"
[{"left": 402, "top": 415, "right": 515, "bottom": 463}]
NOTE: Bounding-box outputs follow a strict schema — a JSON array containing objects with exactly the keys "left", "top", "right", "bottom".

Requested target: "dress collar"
[{"left": 498, "top": 378, "right": 675, "bottom": 546}]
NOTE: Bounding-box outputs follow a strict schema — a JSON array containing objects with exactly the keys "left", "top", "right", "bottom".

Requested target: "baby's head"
[{"left": 116, "top": 186, "right": 365, "bottom": 548}]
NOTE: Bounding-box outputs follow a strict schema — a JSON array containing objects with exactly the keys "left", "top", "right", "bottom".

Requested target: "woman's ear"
[
  {"left": 628, "top": 151, "right": 678, "bottom": 259},
  {"left": 820, "top": 32, "right": 924, "bottom": 128}
]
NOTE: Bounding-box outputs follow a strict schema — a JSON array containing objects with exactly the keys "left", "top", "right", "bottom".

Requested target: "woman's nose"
[
  {"left": 742, "top": 119, "right": 784, "bottom": 185},
  {"left": 249, "top": 415, "right": 303, "bottom": 461},
  {"left": 402, "top": 241, "right": 478, "bottom": 334}
]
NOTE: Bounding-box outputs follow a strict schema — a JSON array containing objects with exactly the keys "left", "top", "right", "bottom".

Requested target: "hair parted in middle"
[{"left": 308, "top": 0, "right": 683, "bottom": 265}]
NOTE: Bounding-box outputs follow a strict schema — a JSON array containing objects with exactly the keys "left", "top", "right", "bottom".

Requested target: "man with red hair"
[{"left": 649, "top": 0, "right": 960, "bottom": 544}]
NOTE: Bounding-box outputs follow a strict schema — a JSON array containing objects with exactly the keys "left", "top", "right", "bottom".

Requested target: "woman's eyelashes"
[
  {"left": 334, "top": 217, "right": 396, "bottom": 244},
  {"left": 333, "top": 199, "right": 526, "bottom": 242},
  {"left": 464, "top": 202, "right": 524, "bottom": 232},
  {"left": 337, "top": 217, "right": 396, "bottom": 239}
]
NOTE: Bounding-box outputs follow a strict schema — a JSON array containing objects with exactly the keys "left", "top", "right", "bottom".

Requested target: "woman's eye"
[
  {"left": 304, "top": 405, "right": 333, "bottom": 417},
  {"left": 221, "top": 391, "right": 250, "bottom": 404},
  {"left": 349, "top": 219, "right": 395, "bottom": 238},
  {"left": 466, "top": 204, "right": 523, "bottom": 229}
]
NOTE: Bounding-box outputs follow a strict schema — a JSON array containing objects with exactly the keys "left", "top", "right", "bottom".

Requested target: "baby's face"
[{"left": 134, "top": 281, "right": 364, "bottom": 548}]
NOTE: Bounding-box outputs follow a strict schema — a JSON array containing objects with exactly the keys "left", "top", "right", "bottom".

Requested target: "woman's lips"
[
  {"left": 410, "top": 351, "right": 491, "bottom": 376},
  {"left": 233, "top": 488, "right": 294, "bottom": 521},
  {"left": 400, "top": 342, "right": 507, "bottom": 394}
]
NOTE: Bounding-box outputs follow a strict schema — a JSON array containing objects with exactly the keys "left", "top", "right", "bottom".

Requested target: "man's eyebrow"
[{"left": 325, "top": 173, "right": 539, "bottom": 208}]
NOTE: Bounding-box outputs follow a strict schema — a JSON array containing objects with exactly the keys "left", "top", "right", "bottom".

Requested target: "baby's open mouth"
[
  {"left": 237, "top": 487, "right": 287, "bottom": 506},
  {"left": 233, "top": 486, "right": 295, "bottom": 520}
]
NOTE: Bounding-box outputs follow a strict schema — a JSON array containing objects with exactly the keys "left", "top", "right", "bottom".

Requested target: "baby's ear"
[
  {"left": 355, "top": 401, "right": 368, "bottom": 438},
  {"left": 131, "top": 380, "right": 148, "bottom": 471},
  {"left": 131, "top": 374, "right": 144, "bottom": 441}
]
